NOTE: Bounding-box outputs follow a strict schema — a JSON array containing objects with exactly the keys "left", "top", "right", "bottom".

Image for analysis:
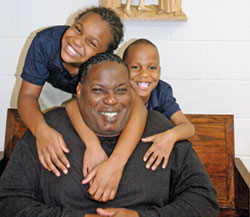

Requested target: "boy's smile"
[{"left": 125, "top": 43, "right": 161, "bottom": 104}]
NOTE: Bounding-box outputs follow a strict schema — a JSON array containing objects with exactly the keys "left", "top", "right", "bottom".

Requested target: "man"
[{"left": 0, "top": 53, "right": 218, "bottom": 216}]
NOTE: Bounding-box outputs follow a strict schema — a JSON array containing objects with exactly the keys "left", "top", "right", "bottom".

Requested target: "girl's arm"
[
  {"left": 65, "top": 99, "right": 108, "bottom": 178},
  {"left": 18, "top": 80, "right": 70, "bottom": 176},
  {"left": 142, "top": 111, "right": 195, "bottom": 170},
  {"left": 81, "top": 89, "right": 147, "bottom": 202}
]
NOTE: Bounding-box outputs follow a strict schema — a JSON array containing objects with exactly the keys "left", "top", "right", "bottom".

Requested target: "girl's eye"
[
  {"left": 89, "top": 41, "right": 97, "bottom": 48},
  {"left": 74, "top": 25, "right": 81, "bottom": 34}
]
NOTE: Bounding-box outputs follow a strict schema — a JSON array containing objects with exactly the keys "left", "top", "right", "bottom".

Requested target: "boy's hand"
[
  {"left": 82, "top": 159, "right": 124, "bottom": 202},
  {"left": 36, "top": 125, "right": 70, "bottom": 177},
  {"left": 142, "top": 130, "right": 175, "bottom": 170},
  {"left": 83, "top": 145, "right": 108, "bottom": 178},
  {"left": 97, "top": 208, "right": 139, "bottom": 217}
]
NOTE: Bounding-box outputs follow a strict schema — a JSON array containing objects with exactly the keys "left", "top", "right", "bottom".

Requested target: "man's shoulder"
[
  {"left": 146, "top": 110, "right": 193, "bottom": 155},
  {"left": 144, "top": 110, "right": 174, "bottom": 136},
  {"left": 43, "top": 107, "right": 68, "bottom": 123}
]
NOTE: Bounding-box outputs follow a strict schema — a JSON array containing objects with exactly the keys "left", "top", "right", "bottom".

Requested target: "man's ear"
[{"left": 76, "top": 83, "right": 82, "bottom": 98}]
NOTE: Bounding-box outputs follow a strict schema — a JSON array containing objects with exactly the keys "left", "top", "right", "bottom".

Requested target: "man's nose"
[{"left": 103, "top": 93, "right": 118, "bottom": 106}]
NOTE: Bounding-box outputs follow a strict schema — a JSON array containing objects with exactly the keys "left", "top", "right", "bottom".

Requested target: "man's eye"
[
  {"left": 92, "top": 88, "right": 103, "bottom": 93},
  {"left": 117, "top": 88, "right": 128, "bottom": 94}
]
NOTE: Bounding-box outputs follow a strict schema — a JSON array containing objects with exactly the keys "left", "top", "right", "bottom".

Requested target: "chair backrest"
[
  {"left": 4, "top": 109, "right": 235, "bottom": 210},
  {"left": 186, "top": 114, "right": 234, "bottom": 209},
  {"left": 4, "top": 109, "right": 27, "bottom": 159}
]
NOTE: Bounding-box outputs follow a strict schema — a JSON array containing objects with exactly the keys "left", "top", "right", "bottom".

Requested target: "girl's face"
[
  {"left": 125, "top": 43, "right": 161, "bottom": 104},
  {"left": 61, "top": 12, "right": 113, "bottom": 67}
]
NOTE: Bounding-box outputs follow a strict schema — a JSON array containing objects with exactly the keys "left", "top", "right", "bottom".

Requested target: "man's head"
[
  {"left": 61, "top": 7, "right": 124, "bottom": 66},
  {"left": 77, "top": 53, "right": 132, "bottom": 137},
  {"left": 123, "top": 39, "right": 161, "bottom": 104}
]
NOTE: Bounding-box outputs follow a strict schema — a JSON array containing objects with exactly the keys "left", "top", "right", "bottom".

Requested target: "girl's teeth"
[{"left": 68, "top": 45, "right": 78, "bottom": 56}]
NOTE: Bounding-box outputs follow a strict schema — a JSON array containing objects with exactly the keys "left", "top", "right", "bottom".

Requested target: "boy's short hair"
[
  {"left": 78, "top": 53, "right": 129, "bottom": 84},
  {"left": 75, "top": 7, "right": 124, "bottom": 53},
  {"left": 123, "top": 38, "right": 157, "bottom": 61}
]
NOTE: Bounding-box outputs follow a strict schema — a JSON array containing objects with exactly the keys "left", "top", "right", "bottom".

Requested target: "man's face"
[
  {"left": 61, "top": 12, "right": 113, "bottom": 66},
  {"left": 125, "top": 43, "right": 161, "bottom": 104},
  {"left": 77, "top": 61, "right": 132, "bottom": 137}
]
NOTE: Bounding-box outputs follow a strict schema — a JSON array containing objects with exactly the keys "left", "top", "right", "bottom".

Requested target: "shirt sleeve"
[
  {"left": 0, "top": 137, "right": 85, "bottom": 217},
  {"left": 158, "top": 82, "right": 181, "bottom": 119},
  {"left": 21, "top": 30, "right": 51, "bottom": 86},
  {"left": 137, "top": 142, "right": 219, "bottom": 217}
]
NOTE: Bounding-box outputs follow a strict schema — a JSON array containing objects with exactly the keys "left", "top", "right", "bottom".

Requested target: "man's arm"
[{"left": 0, "top": 139, "right": 84, "bottom": 217}]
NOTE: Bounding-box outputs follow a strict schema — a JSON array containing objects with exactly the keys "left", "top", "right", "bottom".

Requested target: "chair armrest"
[
  {"left": 234, "top": 157, "right": 250, "bottom": 216},
  {"left": 235, "top": 157, "right": 250, "bottom": 189}
]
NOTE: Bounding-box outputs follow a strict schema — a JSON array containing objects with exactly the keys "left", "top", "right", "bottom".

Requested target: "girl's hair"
[
  {"left": 76, "top": 7, "right": 124, "bottom": 53},
  {"left": 122, "top": 38, "right": 157, "bottom": 61},
  {"left": 78, "top": 53, "right": 129, "bottom": 84}
]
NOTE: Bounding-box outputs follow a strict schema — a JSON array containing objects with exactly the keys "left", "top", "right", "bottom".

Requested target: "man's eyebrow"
[{"left": 117, "top": 83, "right": 129, "bottom": 87}]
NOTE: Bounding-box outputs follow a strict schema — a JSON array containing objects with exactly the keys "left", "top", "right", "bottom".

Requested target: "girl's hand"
[
  {"left": 142, "top": 130, "right": 176, "bottom": 171},
  {"left": 97, "top": 208, "right": 139, "bottom": 217},
  {"left": 36, "top": 125, "right": 70, "bottom": 177},
  {"left": 82, "top": 158, "right": 124, "bottom": 202},
  {"left": 83, "top": 144, "right": 108, "bottom": 178}
]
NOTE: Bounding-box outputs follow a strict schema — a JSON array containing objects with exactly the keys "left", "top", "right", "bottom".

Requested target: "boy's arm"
[
  {"left": 18, "top": 80, "right": 70, "bottom": 176},
  {"left": 82, "top": 89, "right": 147, "bottom": 202},
  {"left": 142, "top": 111, "right": 195, "bottom": 170},
  {"left": 65, "top": 99, "right": 107, "bottom": 177},
  {"left": 168, "top": 111, "right": 195, "bottom": 141},
  {"left": 109, "top": 89, "right": 147, "bottom": 166}
]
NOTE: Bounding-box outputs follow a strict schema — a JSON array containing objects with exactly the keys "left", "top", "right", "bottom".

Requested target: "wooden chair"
[{"left": 1, "top": 108, "right": 250, "bottom": 216}]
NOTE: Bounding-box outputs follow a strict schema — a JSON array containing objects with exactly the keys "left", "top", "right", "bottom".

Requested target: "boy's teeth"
[
  {"left": 101, "top": 112, "right": 118, "bottom": 118},
  {"left": 137, "top": 82, "right": 149, "bottom": 88}
]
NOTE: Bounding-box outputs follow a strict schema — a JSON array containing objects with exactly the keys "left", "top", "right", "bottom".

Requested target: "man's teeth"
[
  {"left": 137, "top": 82, "right": 150, "bottom": 88},
  {"left": 101, "top": 112, "right": 118, "bottom": 118}
]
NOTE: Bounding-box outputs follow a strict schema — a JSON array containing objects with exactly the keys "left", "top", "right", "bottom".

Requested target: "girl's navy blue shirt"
[{"left": 21, "top": 26, "right": 79, "bottom": 94}]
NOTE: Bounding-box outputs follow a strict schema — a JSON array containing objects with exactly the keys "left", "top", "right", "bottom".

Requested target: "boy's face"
[
  {"left": 125, "top": 43, "right": 161, "bottom": 104},
  {"left": 61, "top": 12, "right": 112, "bottom": 66}
]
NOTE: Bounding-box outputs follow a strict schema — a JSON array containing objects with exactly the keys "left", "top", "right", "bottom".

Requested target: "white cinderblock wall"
[{"left": 1, "top": 0, "right": 250, "bottom": 167}]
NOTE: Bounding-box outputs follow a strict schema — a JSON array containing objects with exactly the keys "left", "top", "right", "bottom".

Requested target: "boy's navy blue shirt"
[
  {"left": 21, "top": 26, "right": 79, "bottom": 94},
  {"left": 147, "top": 80, "right": 180, "bottom": 119}
]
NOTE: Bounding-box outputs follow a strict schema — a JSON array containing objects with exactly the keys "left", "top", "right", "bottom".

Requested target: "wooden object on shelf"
[
  {"left": 99, "top": 0, "right": 187, "bottom": 21},
  {"left": 2, "top": 109, "right": 250, "bottom": 216}
]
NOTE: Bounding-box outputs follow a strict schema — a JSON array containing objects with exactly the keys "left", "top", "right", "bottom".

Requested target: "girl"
[{"left": 18, "top": 7, "right": 147, "bottom": 202}]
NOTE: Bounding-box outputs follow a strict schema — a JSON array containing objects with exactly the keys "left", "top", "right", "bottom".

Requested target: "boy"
[{"left": 122, "top": 38, "right": 195, "bottom": 170}]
